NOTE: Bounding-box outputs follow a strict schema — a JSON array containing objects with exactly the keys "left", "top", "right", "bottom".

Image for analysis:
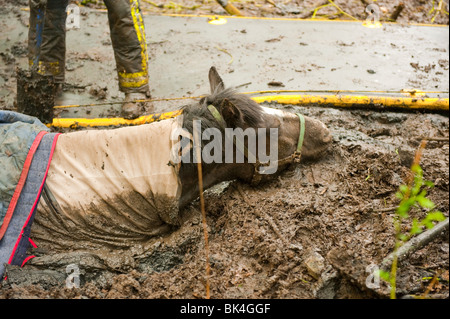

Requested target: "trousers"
[{"left": 28, "top": 0, "right": 149, "bottom": 93}]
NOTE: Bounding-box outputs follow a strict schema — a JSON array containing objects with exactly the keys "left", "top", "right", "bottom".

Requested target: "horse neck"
[{"left": 178, "top": 161, "right": 252, "bottom": 208}]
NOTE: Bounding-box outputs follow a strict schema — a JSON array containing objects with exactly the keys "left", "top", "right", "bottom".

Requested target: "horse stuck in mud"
[{"left": 1, "top": 67, "right": 331, "bottom": 275}]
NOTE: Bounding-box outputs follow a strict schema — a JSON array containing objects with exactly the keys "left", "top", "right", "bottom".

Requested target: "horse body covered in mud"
[{"left": 32, "top": 67, "right": 332, "bottom": 252}]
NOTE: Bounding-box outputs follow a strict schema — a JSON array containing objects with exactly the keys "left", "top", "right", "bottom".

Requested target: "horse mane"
[
  {"left": 178, "top": 88, "right": 264, "bottom": 169},
  {"left": 181, "top": 87, "right": 264, "bottom": 136}
]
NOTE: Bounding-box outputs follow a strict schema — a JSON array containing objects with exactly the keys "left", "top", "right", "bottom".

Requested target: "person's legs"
[
  {"left": 28, "top": 0, "right": 68, "bottom": 84},
  {"left": 104, "top": 0, "right": 152, "bottom": 119}
]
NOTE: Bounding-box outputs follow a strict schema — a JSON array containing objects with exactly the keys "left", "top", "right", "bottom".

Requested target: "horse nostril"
[
  {"left": 319, "top": 126, "right": 332, "bottom": 145},
  {"left": 323, "top": 130, "right": 332, "bottom": 144}
]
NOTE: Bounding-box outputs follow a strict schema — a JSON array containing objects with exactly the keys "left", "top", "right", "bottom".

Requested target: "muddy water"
[{"left": 1, "top": 104, "right": 448, "bottom": 299}]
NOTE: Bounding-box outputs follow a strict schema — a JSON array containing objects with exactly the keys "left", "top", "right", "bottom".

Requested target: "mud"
[
  {"left": 0, "top": 104, "right": 448, "bottom": 299},
  {"left": 133, "top": 0, "right": 450, "bottom": 25},
  {"left": 16, "top": 68, "right": 57, "bottom": 124},
  {"left": 0, "top": 0, "right": 449, "bottom": 300}
]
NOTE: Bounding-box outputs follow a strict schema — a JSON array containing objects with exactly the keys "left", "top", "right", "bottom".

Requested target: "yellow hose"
[
  {"left": 49, "top": 109, "right": 182, "bottom": 128},
  {"left": 252, "top": 94, "right": 449, "bottom": 111},
  {"left": 48, "top": 94, "right": 448, "bottom": 128}
]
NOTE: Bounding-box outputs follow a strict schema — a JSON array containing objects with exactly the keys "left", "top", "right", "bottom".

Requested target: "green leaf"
[
  {"left": 417, "top": 196, "right": 435, "bottom": 209},
  {"left": 424, "top": 181, "right": 434, "bottom": 188},
  {"left": 399, "top": 185, "right": 409, "bottom": 194},
  {"left": 418, "top": 189, "right": 428, "bottom": 197},
  {"left": 397, "top": 197, "right": 415, "bottom": 218},
  {"left": 411, "top": 164, "right": 422, "bottom": 175},
  {"left": 411, "top": 182, "right": 422, "bottom": 196},
  {"left": 378, "top": 270, "right": 390, "bottom": 282},
  {"left": 410, "top": 219, "right": 422, "bottom": 235},
  {"left": 426, "top": 211, "right": 446, "bottom": 222},
  {"left": 423, "top": 219, "right": 434, "bottom": 229},
  {"left": 397, "top": 205, "right": 409, "bottom": 218}
]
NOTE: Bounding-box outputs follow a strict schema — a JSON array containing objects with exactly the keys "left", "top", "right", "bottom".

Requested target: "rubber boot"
[{"left": 121, "top": 92, "right": 153, "bottom": 119}]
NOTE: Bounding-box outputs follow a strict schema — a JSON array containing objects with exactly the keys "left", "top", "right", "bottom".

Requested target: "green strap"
[
  {"left": 296, "top": 113, "right": 305, "bottom": 154},
  {"left": 207, "top": 104, "right": 227, "bottom": 128}
]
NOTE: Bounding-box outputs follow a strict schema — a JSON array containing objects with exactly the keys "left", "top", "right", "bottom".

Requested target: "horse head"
[{"left": 178, "top": 67, "right": 332, "bottom": 206}]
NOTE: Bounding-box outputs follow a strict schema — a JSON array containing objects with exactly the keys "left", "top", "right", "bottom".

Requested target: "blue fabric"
[
  {"left": 0, "top": 111, "right": 49, "bottom": 226},
  {"left": 0, "top": 133, "right": 58, "bottom": 277}
]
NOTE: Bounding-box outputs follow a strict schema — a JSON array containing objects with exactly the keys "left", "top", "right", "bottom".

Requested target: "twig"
[
  {"left": 311, "top": 3, "right": 331, "bottom": 19},
  {"left": 236, "top": 184, "right": 301, "bottom": 251},
  {"left": 374, "top": 206, "right": 398, "bottom": 213},
  {"left": 216, "top": 0, "right": 243, "bottom": 16},
  {"left": 142, "top": 0, "right": 201, "bottom": 10},
  {"left": 261, "top": 263, "right": 298, "bottom": 294},
  {"left": 390, "top": 3, "right": 404, "bottom": 21},
  {"left": 417, "top": 136, "right": 449, "bottom": 142},
  {"left": 309, "top": 0, "right": 357, "bottom": 20},
  {"left": 141, "top": 0, "right": 163, "bottom": 8},
  {"left": 381, "top": 217, "right": 449, "bottom": 271},
  {"left": 421, "top": 271, "right": 441, "bottom": 298},
  {"left": 236, "top": 184, "right": 284, "bottom": 240},
  {"left": 326, "top": 0, "right": 358, "bottom": 20},
  {"left": 430, "top": 0, "right": 449, "bottom": 23},
  {"left": 389, "top": 139, "right": 427, "bottom": 299},
  {"left": 235, "top": 82, "right": 252, "bottom": 89},
  {"left": 298, "top": 0, "right": 328, "bottom": 19},
  {"left": 215, "top": 46, "right": 234, "bottom": 65},
  {"left": 193, "top": 121, "right": 211, "bottom": 299}
]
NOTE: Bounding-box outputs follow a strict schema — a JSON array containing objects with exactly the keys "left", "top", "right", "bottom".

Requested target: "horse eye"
[{"left": 199, "top": 97, "right": 206, "bottom": 105}]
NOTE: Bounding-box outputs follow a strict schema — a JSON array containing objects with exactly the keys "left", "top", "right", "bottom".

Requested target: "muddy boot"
[
  {"left": 53, "top": 83, "right": 64, "bottom": 105},
  {"left": 52, "top": 83, "right": 65, "bottom": 117},
  {"left": 122, "top": 92, "right": 153, "bottom": 119}
]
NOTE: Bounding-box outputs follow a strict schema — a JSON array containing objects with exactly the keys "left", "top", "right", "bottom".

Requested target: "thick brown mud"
[
  {"left": 0, "top": 104, "right": 448, "bottom": 299},
  {"left": 16, "top": 68, "right": 56, "bottom": 124},
  {"left": 0, "top": 0, "right": 448, "bottom": 300}
]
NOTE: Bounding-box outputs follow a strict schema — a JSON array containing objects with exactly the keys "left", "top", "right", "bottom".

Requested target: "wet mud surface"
[
  {"left": 1, "top": 0, "right": 449, "bottom": 117},
  {"left": 0, "top": 0, "right": 449, "bottom": 299},
  {"left": 1, "top": 104, "right": 448, "bottom": 299},
  {"left": 125, "top": 0, "right": 450, "bottom": 25},
  {"left": 16, "top": 68, "right": 56, "bottom": 124}
]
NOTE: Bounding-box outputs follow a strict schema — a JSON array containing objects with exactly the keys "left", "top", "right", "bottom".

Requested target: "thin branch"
[
  {"left": 236, "top": 184, "right": 301, "bottom": 251},
  {"left": 327, "top": 0, "right": 358, "bottom": 20},
  {"left": 193, "top": 121, "right": 211, "bottom": 299},
  {"left": 216, "top": 0, "right": 243, "bottom": 16},
  {"left": 141, "top": 0, "right": 163, "bottom": 8},
  {"left": 417, "top": 136, "right": 449, "bottom": 142},
  {"left": 381, "top": 217, "right": 449, "bottom": 271},
  {"left": 390, "top": 3, "right": 404, "bottom": 21}
]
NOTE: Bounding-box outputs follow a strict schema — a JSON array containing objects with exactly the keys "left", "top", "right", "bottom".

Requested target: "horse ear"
[
  {"left": 221, "top": 98, "right": 242, "bottom": 127},
  {"left": 209, "top": 66, "right": 225, "bottom": 94}
]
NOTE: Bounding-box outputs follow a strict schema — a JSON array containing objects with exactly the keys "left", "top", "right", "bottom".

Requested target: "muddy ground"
[
  {"left": 0, "top": 0, "right": 449, "bottom": 300},
  {"left": 115, "top": 0, "right": 450, "bottom": 25},
  {"left": 1, "top": 105, "right": 448, "bottom": 299}
]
